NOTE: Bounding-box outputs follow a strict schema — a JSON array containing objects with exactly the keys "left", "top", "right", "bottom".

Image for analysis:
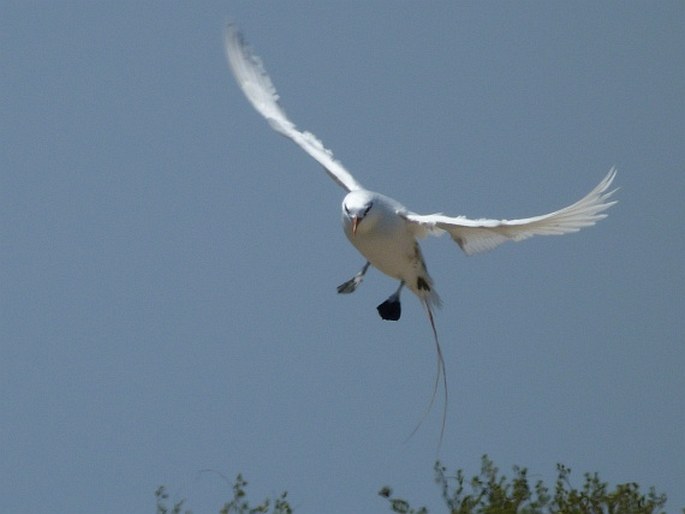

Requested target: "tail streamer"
[{"left": 406, "top": 300, "right": 448, "bottom": 452}]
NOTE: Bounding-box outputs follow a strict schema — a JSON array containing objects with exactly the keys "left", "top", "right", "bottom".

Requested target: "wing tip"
[
  {"left": 603, "top": 165, "right": 618, "bottom": 190},
  {"left": 222, "top": 23, "right": 365, "bottom": 194},
  {"left": 223, "top": 21, "right": 241, "bottom": 52}
]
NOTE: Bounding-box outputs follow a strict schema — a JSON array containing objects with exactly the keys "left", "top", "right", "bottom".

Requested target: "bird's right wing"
[
  {"left": 224, "top": 24, "right": 364, "bottom": 193},
  {"left": 405, "top": 168, "right": 618, "bottom": 255}
]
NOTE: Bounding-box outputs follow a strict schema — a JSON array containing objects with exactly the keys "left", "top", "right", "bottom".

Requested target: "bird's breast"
[{"left": 343, "top": 219, "right": 417, "bottom": 281}]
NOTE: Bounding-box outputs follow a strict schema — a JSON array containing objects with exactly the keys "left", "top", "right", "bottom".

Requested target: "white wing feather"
[
  {"left": 405, "top": 167, "right": 618, "bottom": 255},
  {"left": 224, "top": 24, "right": 364, "bottom": 193}
]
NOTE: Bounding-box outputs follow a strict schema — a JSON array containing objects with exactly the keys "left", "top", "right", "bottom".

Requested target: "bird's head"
[{"left": 342, "top": 191, "right": 374, "bottom": 236}]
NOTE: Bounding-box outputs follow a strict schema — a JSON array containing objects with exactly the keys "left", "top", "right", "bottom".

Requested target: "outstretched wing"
[
  {"left": 405, "top": 167, "right": 618, "bottom": 255},
  {"left": 224, "top": 24, "right": 364, "bottom": 193}
]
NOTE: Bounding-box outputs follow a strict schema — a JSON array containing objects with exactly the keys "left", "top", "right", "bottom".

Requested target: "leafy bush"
[
  {"left": 156, "top": 473, "right": 292, "bottom": 514},
  {"left": 157, "top": 456, "right": 678, "bottom": 514},
  {"left": 379, "top": 456, "right": 670, "bottom": 514}
]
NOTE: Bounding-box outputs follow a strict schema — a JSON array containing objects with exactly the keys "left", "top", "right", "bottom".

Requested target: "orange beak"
[{"left": 351, "top": 216, "right": 360, "bottom": 235}]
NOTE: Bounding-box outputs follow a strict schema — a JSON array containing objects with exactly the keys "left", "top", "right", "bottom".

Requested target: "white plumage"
[{"left": 224, "top": 24, "right": 617, "bottom": 446}]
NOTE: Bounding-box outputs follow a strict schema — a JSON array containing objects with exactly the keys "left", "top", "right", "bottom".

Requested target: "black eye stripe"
[{"left": 344, "top": 203, "right": 371, "bottom": 217}]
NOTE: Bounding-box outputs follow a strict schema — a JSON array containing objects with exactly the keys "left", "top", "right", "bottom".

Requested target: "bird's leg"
[
  {"left": 337, "top": 261, "right": 371, "bottom": 294},
  {"left": 377, "top": 281, "right": 404, "bottom": 321}
]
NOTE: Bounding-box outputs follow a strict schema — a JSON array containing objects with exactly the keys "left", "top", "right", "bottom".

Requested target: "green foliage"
[
  {"left": 157, "top": 457, "right": 678, "bottom": 514},
  {"left": 379, "top": 455, "right": 670, "bottom": 514},
  {"left": 155, "top": 474, "right": 292, "bottom": 514},
  {"left": 155, "top": 486, "right": 189, "bottom": 514},
  {"left": 218, "top": 473, "right": 292, "bottom": 514},
  {"left": 379, "top": 485, "right": 428, "bottom": 514}
]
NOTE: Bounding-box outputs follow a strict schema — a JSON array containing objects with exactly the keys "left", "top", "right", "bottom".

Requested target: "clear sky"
[{"left": 2, "top": 2, "right": 684, "bottom": 513}]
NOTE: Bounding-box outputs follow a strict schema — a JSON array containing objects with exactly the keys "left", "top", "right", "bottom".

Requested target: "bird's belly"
[{"left": 347, "top": 232, "right": 414, "bottom": 281}]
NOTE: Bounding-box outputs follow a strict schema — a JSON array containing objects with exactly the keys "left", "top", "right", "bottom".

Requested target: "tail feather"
[{"left": 406, "top": 299, "right": 447, "bottom": 452}]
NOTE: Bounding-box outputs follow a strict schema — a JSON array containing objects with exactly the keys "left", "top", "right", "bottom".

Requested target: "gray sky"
[{"left": 2, "top": 2, "right": 684, "bottom": 513}]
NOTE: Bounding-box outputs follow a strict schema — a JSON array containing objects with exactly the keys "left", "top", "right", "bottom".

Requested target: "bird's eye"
[
  {"left": 343, "top": 204, "right": 351, "bottom": 215},
  {"left": 363, "top": 203, "right": 373, "bottom": 216}
]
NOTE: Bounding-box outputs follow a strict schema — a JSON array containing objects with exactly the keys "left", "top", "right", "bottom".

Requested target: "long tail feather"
[{"left": 405, "top": 300, "right": 448, "bottom": 452}]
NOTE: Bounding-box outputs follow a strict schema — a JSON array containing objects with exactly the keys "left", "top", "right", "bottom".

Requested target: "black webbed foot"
[{"left": 377, "top": 299, "right": 401, "bottom": 321}]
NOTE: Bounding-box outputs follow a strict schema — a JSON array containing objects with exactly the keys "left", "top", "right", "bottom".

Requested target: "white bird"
[{"left": 224, "top": 24, "right": 617, "bottom": 444}]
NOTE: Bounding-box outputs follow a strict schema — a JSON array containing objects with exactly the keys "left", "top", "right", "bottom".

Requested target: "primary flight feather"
[{"left": 223, "top": 24, "right": 617, "bottom": 446}]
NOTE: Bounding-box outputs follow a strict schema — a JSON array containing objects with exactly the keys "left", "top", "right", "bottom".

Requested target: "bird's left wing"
[
  {"left": 404, "top": 167, "right": 618, "bottom": 255},
  {"left": 224, "top": 24, "right": 364, "bottom": 193}
]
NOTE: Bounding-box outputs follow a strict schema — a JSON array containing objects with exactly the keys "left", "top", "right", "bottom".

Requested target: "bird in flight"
[{"left": 224, "top": 24, "right": 617, "bottom": 445}]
